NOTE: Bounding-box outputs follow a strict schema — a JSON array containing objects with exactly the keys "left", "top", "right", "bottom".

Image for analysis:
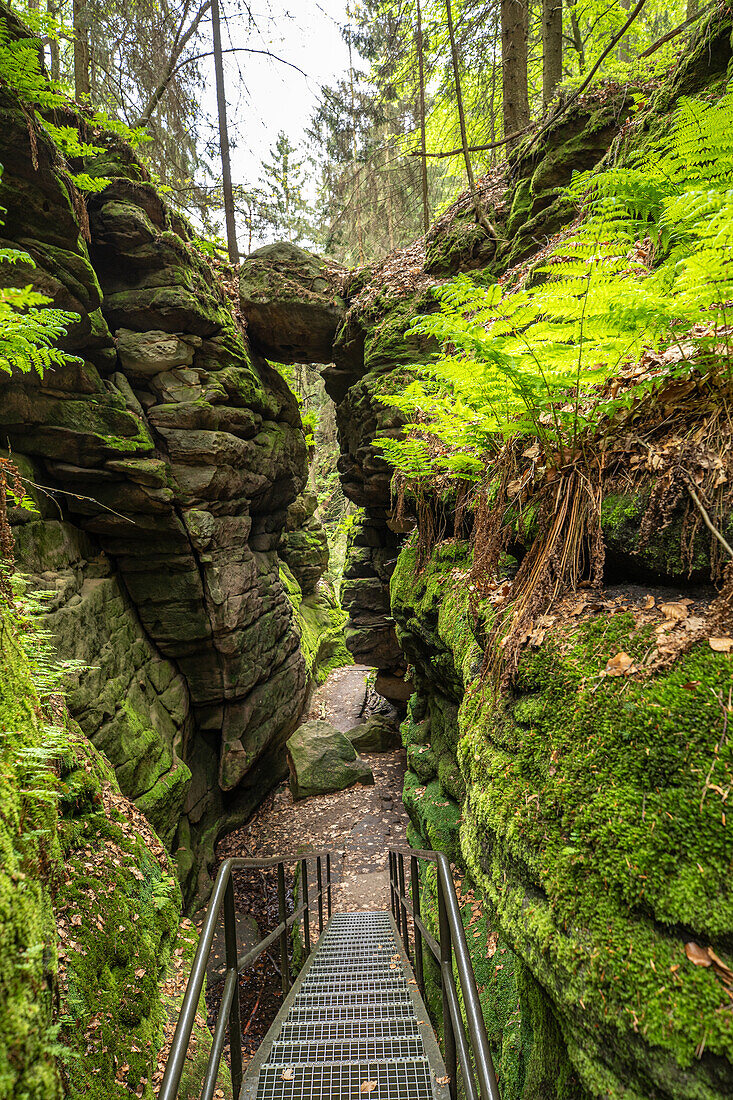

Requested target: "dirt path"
[{"left": 218, "top": 665, "right": 410, "bottom": 914}]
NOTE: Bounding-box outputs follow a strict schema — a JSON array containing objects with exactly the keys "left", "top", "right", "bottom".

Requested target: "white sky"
[{"left": 199, "top": 0, "right": 359, "bottom": 248}]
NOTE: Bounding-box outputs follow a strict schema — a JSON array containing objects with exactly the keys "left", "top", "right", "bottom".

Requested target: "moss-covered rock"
[
  {"left": 0, "top": 596, "right": 191, "bottom": 1100},
  {"left": 286, "top": 720, "right": 374, "bottom": 799},
  {"left": 390, "top": 536, "right": 733, "bottom": 1099},
  {"left": 279, "top": 562, "right": 352, "bottom": 686}
]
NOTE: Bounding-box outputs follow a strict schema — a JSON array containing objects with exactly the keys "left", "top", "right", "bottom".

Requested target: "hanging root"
[{"left": 482, "top": 465, "right": 604, "bottom": 684}]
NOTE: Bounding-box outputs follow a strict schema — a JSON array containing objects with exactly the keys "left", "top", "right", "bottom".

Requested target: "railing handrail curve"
[{"left": 389, "top": 845, "right": 501, "bottom": 1100}]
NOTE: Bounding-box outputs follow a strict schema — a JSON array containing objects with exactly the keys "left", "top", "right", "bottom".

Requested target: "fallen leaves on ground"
[
  {"left": 360, "top": 1081, "right": 377, "bottom": 1093},
  {"left": 709, "top": 637, "right": 733, "bottom": 653}
]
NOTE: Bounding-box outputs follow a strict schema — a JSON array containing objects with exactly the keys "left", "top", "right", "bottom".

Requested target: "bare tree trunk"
[
  {"left": 72, "top": 0, "right": 90, "bottom": 100},
  {"left": 542, "top": 0, "right": 563, "bottom": 107},
  {"left": 416, "top": 0, "right": 430, "bottom": 234},
  {"left": 569, "top": 4, "right": 585, "bottom": 73},
  {"left": 47, "top": 0, "right": 60, "bottom": 80},
  {"left": 445, "top": 0, "right": 497, "bottom": 237},
  {"left": 686, "top": 0, "right": 698, "bottom": 18},
  {"left": 347, "top": 16, "right": 364, "bottom": 264},
  {"left": 501, "top": 0, "right": 529, "bottom": 149},
  {"left": 211, "top": 0, "right": 238, "bottom": 262},
  {"left": 618, "top": 0, "right": 631, "bottom": 61}
]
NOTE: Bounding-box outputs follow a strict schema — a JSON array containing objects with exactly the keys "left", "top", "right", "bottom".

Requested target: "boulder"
[
  {"left": 346, "top": 714, "right": 401, "bottom": 753},
  {"left": 286, "top": 720, "right": 373, "bottom": 799},
  {"left": 239, "top": 242, "right": 346, "bottom": 364}
]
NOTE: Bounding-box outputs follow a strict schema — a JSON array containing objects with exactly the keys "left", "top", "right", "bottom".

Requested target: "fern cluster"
[
  {"left": 0, "top": 18, "right": 147, "bottom": 194},
  {"left": 377, "top": 91, "right": 733, "bottom": 483},
  {"left": 0, "top": 230, "right": 80, "bottom": 378}
]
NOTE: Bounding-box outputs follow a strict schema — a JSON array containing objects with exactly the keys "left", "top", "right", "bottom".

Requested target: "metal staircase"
[
  {"left": 240, "top": 911, "right": 447, "bottom": 1100},
  {"left": 159, "top": 848, "right": 501, "bottom": 1100}
]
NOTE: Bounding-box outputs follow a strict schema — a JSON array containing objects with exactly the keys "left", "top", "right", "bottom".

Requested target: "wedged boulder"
[
  {"left": 286, "top": 720, "right": 373, "bottom": 799},
  {"left": 346, "top": 714, "right": 401, "bottom": 753},
  {"left": 239, "top": 242, "right": 346, "bottom": 364}
]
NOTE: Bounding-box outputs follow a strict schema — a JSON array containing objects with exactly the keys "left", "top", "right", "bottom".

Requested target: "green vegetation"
[{"left": 378, "top": 90, "right": 733, "bottom": 483}]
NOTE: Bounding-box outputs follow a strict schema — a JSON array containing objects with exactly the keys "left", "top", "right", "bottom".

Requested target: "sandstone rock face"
[
  {"left": 286, "top": 720, "right": 373, "bottom": 799},
  {"left": 239, "top": 242, "right": 346, "bottom": 364},
  {"left": 0, "top": 87, "right": 311, "bottom": 904},
  {"left": 278, "top": 492, "right": 330, "bottom": 594}
]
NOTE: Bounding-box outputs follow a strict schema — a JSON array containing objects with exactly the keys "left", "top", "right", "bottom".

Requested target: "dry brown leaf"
[
  {"left": 707, "top": 948, "right": 733, "bottom": 985},
  {"left": 642, "top": 595, "right": 655, "bottom": 610},
  {"left": 685, "top": 942, "right": 712, "bottom": 967},
  {"left": 360, "top": 1082, "right": 377, "bottom": 1094},
  {"left": 436, "top": 1076, "right": 451, "bottom": 1086},
  {"left": 709, "top": 637, "right": 733, "bottom": 653},
  {"left": 605, "top": 652, "right": 634, "bottom": 676},
  {"left": 660, "top": 601, "right": 689, "bottom": 621},
  {"left": 281, "top": 1068, "right": 294, "bottom": 1081}
]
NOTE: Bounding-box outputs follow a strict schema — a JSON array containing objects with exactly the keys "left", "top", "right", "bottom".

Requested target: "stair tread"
[{"left": 245, "top": 911, "right": 444, "bottom": 1100}]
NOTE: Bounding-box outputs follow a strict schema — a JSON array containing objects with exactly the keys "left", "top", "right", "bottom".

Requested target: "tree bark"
[
  {"left": 47, "top": 0, "right": 60, "bottom": 80},
  {"left": 416, "top": 0, "right": 430, "bottom": 234},
  {"left": 687, "top": 0, "right": 698, "bottom": 17},
  {"left": 501, "top": 0, "right": 529, "bottom": 149},
  {"left": 445, "top": 0, "right": 497, "bottom": 237},
  {"left": 211, "top": 0, "right": 238, "bottom": 262},
  {"left": 72, "top": 0, "right": 90, "bottom": 100},
  {"left": 542, "top": 0, "right": 563, "bottom": 107}
]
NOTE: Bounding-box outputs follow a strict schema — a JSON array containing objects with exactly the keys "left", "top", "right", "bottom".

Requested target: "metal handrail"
[
  {"left": 389, "top": 846, "right": 501, "bottom": 1100},
  {"left": 159, "top": 850, "right": 333, "bottom": 1100}
]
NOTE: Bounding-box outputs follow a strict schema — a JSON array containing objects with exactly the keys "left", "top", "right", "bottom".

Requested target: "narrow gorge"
[{"left": 1, "top": 3, "right": 733, "bottom": 1099}]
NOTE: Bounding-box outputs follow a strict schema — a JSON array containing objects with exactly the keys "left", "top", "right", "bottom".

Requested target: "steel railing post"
[
  {"left": 389, "top": 851, "right": 396, "bottom": 919},
  {"left": 326, "top": 852, "right": 332, "bottom": 918},
  {"left": 394, "top": 853, "right": 402, "bottom": 936},
  {"left": 398, "top": 852, "right": 411, "bottom": 963},
  {"left": 277, "top": 862, "right": 290, "bottom": 995},
  {"left": 301, "top": 858, "right": 311, "bottom": 956},
  {"left": 316, "top": 855, "right": 324, "bottom": 934},
  {"left": 223, "top": 876, "right": 243, "bottom": 1098},
  {"left": 438, "top": 874, "right": 458, "bottom": 1100},
  {"left": 411, "top": 854, "right": 425, "bottom": 997}
]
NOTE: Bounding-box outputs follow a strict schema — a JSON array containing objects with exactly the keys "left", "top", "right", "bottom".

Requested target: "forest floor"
[{"left": 207, "top": 664, "right": 410, "bottom": 1067}]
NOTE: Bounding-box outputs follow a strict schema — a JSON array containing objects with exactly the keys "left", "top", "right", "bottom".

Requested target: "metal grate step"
[
  {"left": 255, "top": 1060, "right": 434, "bottom": 1100},
  {"left": 243, "top": 911, "right": 446, "bottom": 1100},
  {"left": 284, "top": 1001, "right": 417, "bottom": 1023},
  {"left": 268, "top": 1037, "right": 426, "bottom": 1064},
  {"left": 277, "top": 1019, "right": 421, "bottom": 1044}
]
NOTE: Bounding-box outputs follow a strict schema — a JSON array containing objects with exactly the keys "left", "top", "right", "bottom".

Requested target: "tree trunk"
[
  {"left": 211, "top": 0, "right": 238, "bottom": 262},
  {"left": 501, "top": 0, "right": 529, "bottom": 149},
  {"left": 542, "top": 0, "right": 563, "bottom": 107},
  {"left": 72, "top": 0, "right": 90, "bottom": 100},
  {"left": 569, "top": 5, "right": 585, "bottom": 73},
  {"left": 416, "top": 0, "right": 430, "bottom": 234},
  {"left": 445, "top": 0, "right": 497, "bottom": 237},
  {"left": 686, "top": 0, "right": 698, "bottom": 18},
  {"left": 48, "top": 0, "right": 60, "bottom": 81}
]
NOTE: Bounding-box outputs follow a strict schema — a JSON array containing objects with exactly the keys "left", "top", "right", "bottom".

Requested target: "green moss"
[
  {"left": 0, "top": 605, "right": 62, "bottom": 1100},
  {"left": 0, "top": 598, "right": 186, "bottom": 1100},
  {"left": 56, "top": 730, "right": 181, "bottom": 1100},
  {"left": 402, "top": 770, "right": 462, "bottom": 864},
  {"left": 459, "top": 616, "right": 733, "bottom": 1097},
  {"left": 601, "top": 490, "right": 733, "bottom": 580},
  {"left": 279, "top": 564, "right": 352, "bottom": 685}
]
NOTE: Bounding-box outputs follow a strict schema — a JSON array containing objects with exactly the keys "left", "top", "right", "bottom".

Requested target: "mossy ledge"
[
  {"left": 391, "top": 540, "right": 733, "bottom": 1100},
  {"left": 0, "top": 598, "right": 224, "bottom": 1099}
]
